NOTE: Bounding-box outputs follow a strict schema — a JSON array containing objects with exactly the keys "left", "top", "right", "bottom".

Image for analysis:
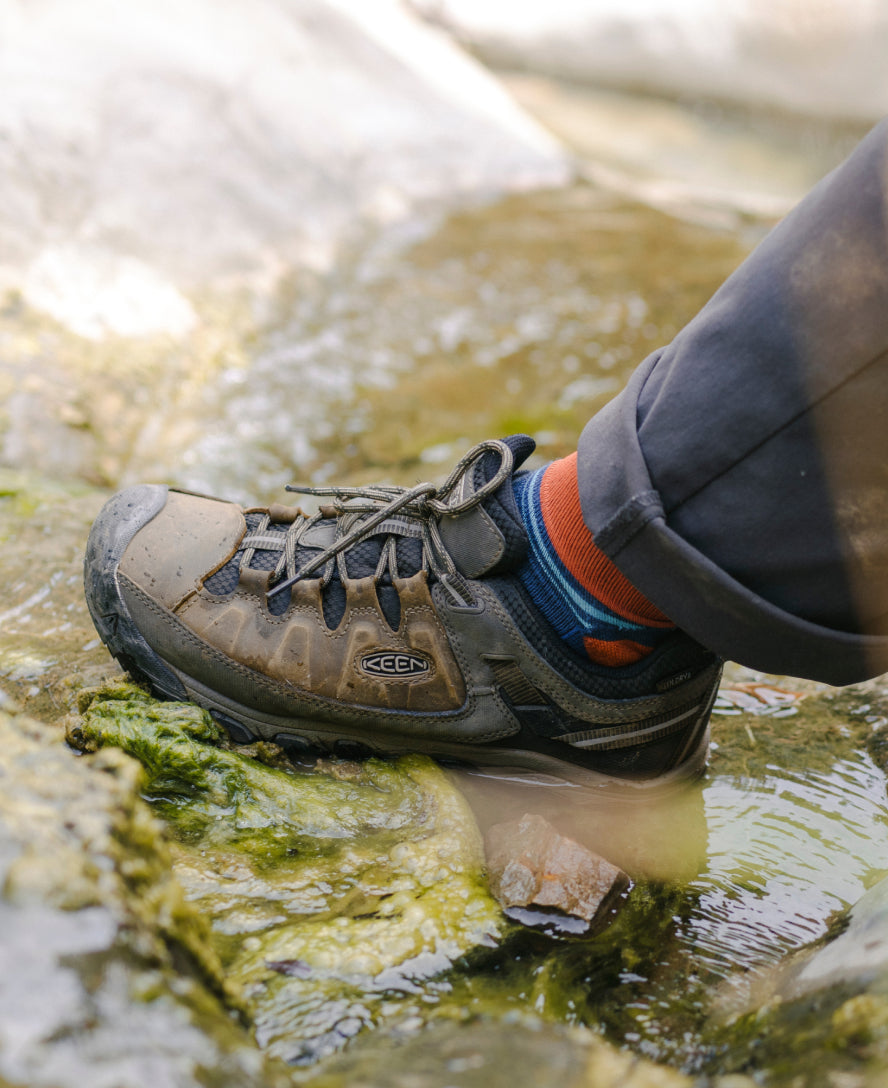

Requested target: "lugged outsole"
[{"left": 150, "top": 665, "right": 712, "bottom": 797}]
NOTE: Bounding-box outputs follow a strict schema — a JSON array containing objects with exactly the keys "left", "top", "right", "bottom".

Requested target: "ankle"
[{"left": 514, "top": 453, "right": 674, "bottom": 667}]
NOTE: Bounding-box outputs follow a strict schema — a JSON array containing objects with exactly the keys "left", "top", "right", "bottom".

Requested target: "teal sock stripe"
[{"left": 513, "top": 468, "right": 655, "bottom": 656}]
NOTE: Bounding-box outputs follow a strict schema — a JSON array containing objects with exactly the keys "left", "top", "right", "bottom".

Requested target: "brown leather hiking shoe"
[{"left": 84, "top": 437, "right": 722, "bottom": 791}]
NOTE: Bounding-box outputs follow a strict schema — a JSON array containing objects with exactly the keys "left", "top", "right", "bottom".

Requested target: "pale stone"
[{"left": 485, "top": 812, "right": 629, "bottom": 923}]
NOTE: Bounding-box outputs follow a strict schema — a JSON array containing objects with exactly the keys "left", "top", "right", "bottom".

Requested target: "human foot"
[{"left": 83, "top": 437, "right": 722, "bottom": 790}]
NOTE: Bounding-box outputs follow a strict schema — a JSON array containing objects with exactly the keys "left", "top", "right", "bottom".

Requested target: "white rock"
[
  {"left": 0, "top": 0, "right": 569, "bottom": 337},
  {"left": 411, "top": 0, "right": 888, "bottom": 123},
  {"left": 22, "top": 248, "right": 197, "bottom": 340}
]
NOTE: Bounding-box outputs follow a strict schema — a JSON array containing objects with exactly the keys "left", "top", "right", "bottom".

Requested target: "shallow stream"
[{"left": 3, "top": 83, "right": 887, "bottom": 1087}]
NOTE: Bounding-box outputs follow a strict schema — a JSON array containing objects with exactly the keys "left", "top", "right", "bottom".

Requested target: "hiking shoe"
[{"left": 83, "top": 437, "right": 722, "bottom": 791}]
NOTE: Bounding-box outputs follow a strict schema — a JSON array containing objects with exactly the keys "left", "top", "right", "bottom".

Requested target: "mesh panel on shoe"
[
  {"left": 487, "top": 576, "right": 716, "bottom": 701},
  {"left": 342, "top": 537, "right": 382, "bottom": 578},
  {"left": 204, "top": 515, "right": 421, "bottom": 628},
  {"left": 250, "top": 536, "right": 286, "bottom": 571},
  {"left": 395, "top": 536, "right": 423, "bottom": 575},
  {"left": 203, "top": 560, "right": 241, "bottom": 596},
  {"left": 203, "top": 513, "right": 265, "bottom": 595},
  {"left": 376, "top": 584, "right": 401, "bottom": 630},
  {"left": 317, "top": 577, "right": 400, "bottom": 631},
  {"left": 267, "top": 587, "right": 290, "bottom": 617},
  {"left": 205, "top": 440, "right": 533, "bottom": 630},
  {"left": 316, "top": 523, "right": 418, "bottom": 630},
  {"left": 321, "top": 579, "right": 347, "bottom": 629}
]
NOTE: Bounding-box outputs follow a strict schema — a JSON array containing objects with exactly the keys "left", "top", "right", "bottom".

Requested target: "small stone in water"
[{"left": 485, "top": 813, "right": 629, "bottom": 924}]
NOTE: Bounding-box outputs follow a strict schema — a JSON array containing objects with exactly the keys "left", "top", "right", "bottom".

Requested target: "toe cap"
[{"left": 116, "top": 489, "right": 246, "bottom": 610}]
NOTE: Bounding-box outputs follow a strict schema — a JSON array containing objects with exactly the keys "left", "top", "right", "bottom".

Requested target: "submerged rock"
[
  {"left": 485, "top": 813, "right": 629, "bottom": 928},
  {"left": 686, "top": 682, "right": 888, "bottom": 1086},
  {"left": 70, "top": 682, "right": 503, "bottom": 1063},
  {"left": 777, "top": 876, "right": 888, "bottom": 1002},
  {"left": 0, "top": 704, "right": 290, "bottom": 1088}
]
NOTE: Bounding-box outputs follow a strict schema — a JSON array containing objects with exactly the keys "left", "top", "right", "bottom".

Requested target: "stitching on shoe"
[
  {"left": 121, "top": 572, "right": 486, "bottom": 730},
  {"left": 185, "top": 596, "right": 443, "bottom": 686},
  {"left": 186, "top": 583, "right": 459, "bottom": 688},
  {"left": 431, "top": 586, "right": 519, "bottom": 743},
  {"left": 192, "top": 591, "right": 449, "bottom": 655}
]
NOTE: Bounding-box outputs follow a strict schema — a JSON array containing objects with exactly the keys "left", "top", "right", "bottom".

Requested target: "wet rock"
[
  {"left": 0, "top": 471, "right": 116, "bottom": 721},
  {"left": 71, "top": 683, "right": 504, "bottom": 1063},
  {"left": 484, "top": 813, "right": 629, "bottom": 926},
  {"left": 0, "top": 704, "right": 290, "bottom": 1088},
  {"left": 777, "top": 876, "right": 888, "bottom": 1002},
  {"left": 305, "top": 1016, "right": 693, "bottom": 1088},
  {"left": 703, "top": 871, "right": 888, "bottom": 1086}
]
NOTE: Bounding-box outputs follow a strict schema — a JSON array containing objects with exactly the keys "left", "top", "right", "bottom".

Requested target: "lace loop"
[{"left": 263, "top": 439, "right": 512, "bottom": 603}]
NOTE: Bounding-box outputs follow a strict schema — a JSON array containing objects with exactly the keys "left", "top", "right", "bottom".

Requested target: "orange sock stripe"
[
  {"left": 582, "top": 636, "right": 654, "bottom": 668},
  {"left": 539, "top": 454, "right": 673, "bottom": 628}
]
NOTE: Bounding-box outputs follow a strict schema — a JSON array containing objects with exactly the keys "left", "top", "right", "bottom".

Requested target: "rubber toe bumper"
[{"left": 83, "top": 485, "right": 188, "bottom": 700}]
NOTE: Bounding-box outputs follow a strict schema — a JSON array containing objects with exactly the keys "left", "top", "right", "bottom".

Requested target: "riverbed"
[{"left": 2, "top": 76, "right": 887, "bottom": 1088}]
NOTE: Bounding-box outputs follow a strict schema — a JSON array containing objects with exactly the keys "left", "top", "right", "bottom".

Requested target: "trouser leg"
[{"left": 577, "top": 119, "right": 888, "bottom": 685}]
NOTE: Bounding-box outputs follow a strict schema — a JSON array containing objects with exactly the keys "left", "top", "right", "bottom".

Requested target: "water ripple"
[{"left": 685, "top": 753, "right": 888, "bottom": 981}]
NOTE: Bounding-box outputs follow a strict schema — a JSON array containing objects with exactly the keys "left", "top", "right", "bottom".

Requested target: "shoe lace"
[{"left": 243, "top": 439, "right": 514, "bottom": 609}]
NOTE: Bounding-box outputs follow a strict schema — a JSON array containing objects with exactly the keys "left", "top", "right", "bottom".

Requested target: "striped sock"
[{"left": 513, "top": 453, "right": 674, "bottom": 667}]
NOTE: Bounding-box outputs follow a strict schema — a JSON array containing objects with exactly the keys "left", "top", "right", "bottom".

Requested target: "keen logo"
[{"left": 360, "top": 650, "right": 430, "bottom": 679}]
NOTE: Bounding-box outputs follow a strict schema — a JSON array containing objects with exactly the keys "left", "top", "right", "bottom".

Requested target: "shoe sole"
[{"left": 84, "top": 487, "right": 713, "bottom": 798}]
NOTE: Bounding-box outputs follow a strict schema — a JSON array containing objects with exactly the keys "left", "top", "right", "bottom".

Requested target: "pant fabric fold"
[{"left": 577, "top": 118, "right": 888, "bottom": 685}]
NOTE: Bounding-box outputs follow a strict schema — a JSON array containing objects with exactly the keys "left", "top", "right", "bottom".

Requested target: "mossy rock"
[
  {"left": 0, "top": 703, "right": 291, "bottom": 1088},
  {"left": 71, "top": 682, "right": 503, "bottom": 1062}
]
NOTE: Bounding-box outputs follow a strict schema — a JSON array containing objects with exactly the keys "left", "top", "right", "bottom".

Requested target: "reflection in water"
[
  {"left": 453, "top": 698, "right": 888, "bottom": 1068},
  {"left": 454, "top": 767, "right": 709, "bottom": 885},
  {"left": 458, "top": 745, "right": 888, "bottom": 979},
  {"left": 690, "top": 753, "right": 888, "bottom": 982}
]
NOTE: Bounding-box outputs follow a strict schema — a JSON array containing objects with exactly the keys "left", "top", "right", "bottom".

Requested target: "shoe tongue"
[{"left": 438, "top": 434, "right": 535, "bottom": 578}]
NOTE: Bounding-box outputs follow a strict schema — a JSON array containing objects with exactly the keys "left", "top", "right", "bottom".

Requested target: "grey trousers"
[{"left": 577, "top": 119, "right": 888, "bottom": 686}]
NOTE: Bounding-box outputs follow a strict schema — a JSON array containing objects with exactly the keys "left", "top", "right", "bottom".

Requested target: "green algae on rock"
[
  {"left": 701, "top": 870, "right": 888, "bottom": 1088},
  {"left": 71, "top": 682, "right": 503, "bottom": 1063},
  {"left": 0, "top": 703, "right": 291, "bottom": 1088},
  {"left": 72, "top": 681, "right": 434, "bottom": 853}
]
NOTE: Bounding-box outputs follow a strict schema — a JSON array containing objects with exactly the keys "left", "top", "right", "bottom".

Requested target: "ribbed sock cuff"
[{"left": 513, "top": 453, "right": 674, "bottom": 666}]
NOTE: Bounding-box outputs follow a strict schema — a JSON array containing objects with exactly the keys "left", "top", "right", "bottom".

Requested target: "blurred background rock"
[{"left": 1, "top": 0, "right": 883, "bottom": 496}]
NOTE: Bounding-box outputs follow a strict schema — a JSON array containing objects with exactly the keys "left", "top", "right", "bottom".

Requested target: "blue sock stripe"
[
  {"left": 584, "top": 625, "right": 667, "bottom": 648},
  {"left": 515, "top": 470, "right": 649, "bottom": 637}
]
